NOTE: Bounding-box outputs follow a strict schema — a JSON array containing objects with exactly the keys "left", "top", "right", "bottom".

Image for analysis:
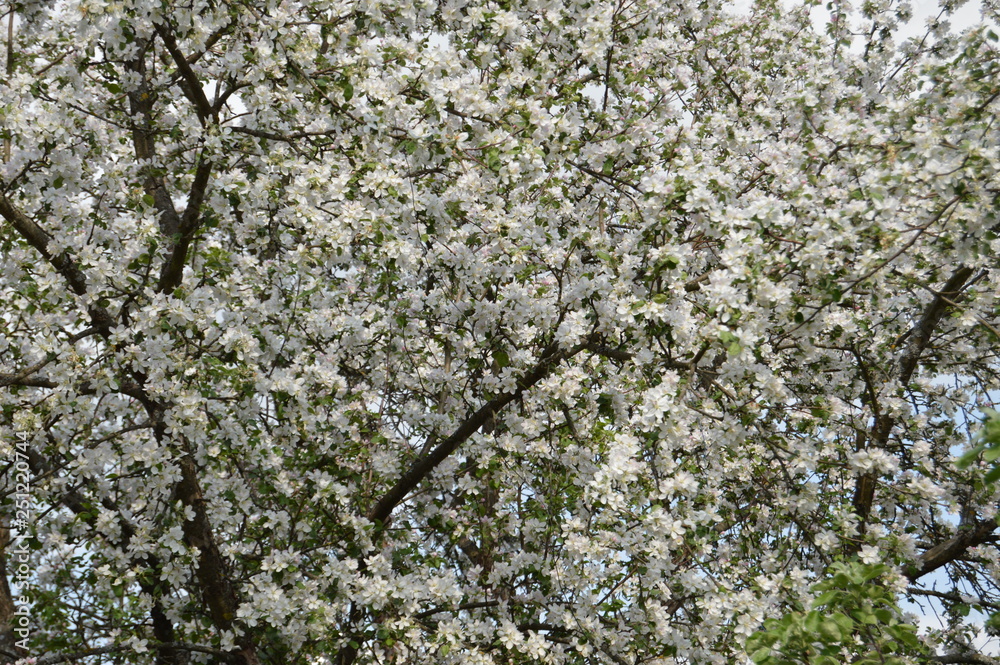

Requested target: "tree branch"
[
  {"left": 367, "top": 340, "right": 586, "bottom": 529},
  {"left": 228, "top": 125, "right": 341, "bottom": 143},
  {"left": 586, "top": 343, "right": 634, "bottom": 363},
  {"left": 905, "top": 518, "right": 998, "bottom": 581},
  {"left": 0, "top": 192, "right": 116, "bottom": 334},
  {"left": 173, "top": 453, "right": 241, "bottom": 633},
  {"left": 20, "top": 442, "right": 187, "bottom": 665},
  {"left": 907, "top": 587, "right": 1000, "bottom": 612},
  {"left": 0, "top": 373, "right": 56, "bottom": 389},
  {"left": 0, "top": 197, "right": 85, "bottom": 297},
  {"left": 854, "top": 265, "right": 978, "bottom": 530},
  {"left": 897, "top": 266, "right": 977, "bottom": 386},
  {"left": 126, "top": 40, "right": 183, "bottom": 241},
  {"left": 154, "top": 22, "right": 214, "bottom": 123},
  {"left": 157, "top": 152, "right": 213, "bottom": 293},
  {"left": 413, "top": 600, "right": 501, "bottom": 620}
]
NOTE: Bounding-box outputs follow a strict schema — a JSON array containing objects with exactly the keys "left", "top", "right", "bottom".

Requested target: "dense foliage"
[
  {"left": 1, "top": 0, "right": 999, "bottom": 663},
  {"left": 746, "top": 561, "right": 927, "bottom": 665}
]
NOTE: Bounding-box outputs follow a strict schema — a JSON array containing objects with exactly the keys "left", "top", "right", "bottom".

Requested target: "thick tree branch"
[
  {"left": 228, "top": 126, "right": 341, "bottom": 142},
  {"left": 854, "top": 265, "right": 978, "bottom": 529},
  {"left": 0, "top": 195, "right": 87, "bottom": 297},
  {"left": 586, "top": 343, "right": 634, "bottom": 362},
  {"left": 0, "top": 373, "right": 57, "bottom": 389},
  {"left": 168, "top": 445, "right": 258, "bottom": 664},
  {"left": 367, "top": 340, "right": 585, "bottom": 529},
  {"left": 157, "top": 152, "right": 213, "bottom": 293},
  {"left": 897, "top": 266, "right": 977, "bottom": 385},
  {"left": 0, "top": 231, "right": 207, "bottom": 661},
  {"left": 25, "top": 380, "right": 254, "bottom": 663},
  {"left": 905, "top": 518, "right": 997, "bottom": 581},
  {"left": 413, "top": 600, "right": 502, "bottom": 620},
  {"left": 154, "top": 22, "right": 214, "bottom": 123},
  {"left": 173, "top": 453, "right": 241, "bottom": 633},
  {"left": 126, "top": 41, "right": 183, "bottom": 240},
  {"left": 0, "top": 192, "right": 116, "bottom": 334}
]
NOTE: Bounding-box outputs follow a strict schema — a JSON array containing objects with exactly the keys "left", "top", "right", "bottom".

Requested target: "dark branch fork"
[
  {"left": 0, "top": 191, "right": 242, "bottom": 665},
  {"left": 1, "top": 20, "right": 253, "bottom": 665},
  {"left": 852, "top": 265, "right": 993, "bottom": 576},
  {"left": 905, "top": 518, "right": 999, "bottom": 581},
  {"left": 125, "top": 27, "right": 216, "bottom": 295}
]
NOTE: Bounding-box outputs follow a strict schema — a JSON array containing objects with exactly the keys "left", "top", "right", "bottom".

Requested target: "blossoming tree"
[{"left": 1, "top": 0, "right": 999, "bottom": 662}]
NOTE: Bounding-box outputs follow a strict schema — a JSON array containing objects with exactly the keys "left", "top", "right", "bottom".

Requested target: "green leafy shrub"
[{"left": 745, "top": 562, "right": 927, "bottom": 665}]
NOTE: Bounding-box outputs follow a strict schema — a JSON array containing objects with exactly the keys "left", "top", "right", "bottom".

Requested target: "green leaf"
[
  {"left": 874, "top": 608, "right": 893, "bottom": 623},
  {"left": 811, "top": 406, "right": 830, "bottom": 421},
  {"left": 659, "top": 256, "right": 679, "bottom": 270},
  {"left": 485, "top": 147, "right": 502, "bottom": 172},
  {"left": 832, "top": 572, "right": 851, "bottom": 587},
  {"left": 804, "top": 610, "right": 822, "bottom": 632},
  {"left": 493, "top": 349, "right": 510, "bottom": 369},
  {"left": 831, "top": 612, "right": 854, "bottom": 636},
  {"left": 897, "top": 629, "right": 922, "bottom": 649},
  {"left": 818, "top": 618, "right": 843, "bottom": 642},
  {"left": 984, "top": 465, "right": 1000, "bottom": 484},
  {"left": 861, "top": 564, "right": 889, "bottom": 581},
  {"left": 812, "top": 590, "right": 840, "bottom": 607}
]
